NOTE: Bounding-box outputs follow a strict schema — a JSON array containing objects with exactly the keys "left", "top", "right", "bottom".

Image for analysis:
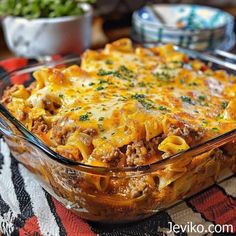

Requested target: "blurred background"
[{"left": 1, "top": 0, "right": 236, "bottom": 58}]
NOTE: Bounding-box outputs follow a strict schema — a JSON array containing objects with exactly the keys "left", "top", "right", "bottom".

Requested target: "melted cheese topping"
[{"left": 4, "top": 39, "right": 236, "bottom": 167}]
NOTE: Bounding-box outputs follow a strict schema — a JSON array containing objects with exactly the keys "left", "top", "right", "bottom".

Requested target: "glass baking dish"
[{"left": 0, "top": 51, "right": 235, "bottom": 223}]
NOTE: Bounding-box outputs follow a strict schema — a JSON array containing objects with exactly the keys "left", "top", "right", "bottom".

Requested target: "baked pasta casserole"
[{"left": 2, "top": 39, "right": 236, "bottom": 222}]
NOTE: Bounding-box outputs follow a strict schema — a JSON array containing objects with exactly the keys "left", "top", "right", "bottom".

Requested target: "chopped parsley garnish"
[
  {"left": 212, "top": 127, "right": 219, "bottom": 132},
  {"left": 131, "top": 94, "right": 146, "bottom": 100},
  {"left": 58, "top": 94, "right": 64, "bottom": 98},
  {"left": 96, "top": 86, "right": 104, "bottom": 91},
  {"left": 79, "top": 113, "right": 90, "bottom": 121},
  {"left": 89, "top": 82, "right": 95, "bottom": 86},
  {"left": 119, "top": 65, "right": 134, "bottom": 78},
  {"left": 97, "top": 69, "right": 113, "bottom": 76},
  {"left": 188, "top": 82, "right": 198, "bottom": 86},
  {"left": 216, "top": 114, "right": 224, "bottom": 120},
  {"left": 139, "top": 100, "right": 155, "bottom": 110},
  {"left": 117, "top": 95, "right": 128, "bottom": 101},
  {"left": 198, "top": 95, "right": 206, "bottom": 101},
  {"left": 180, "top": 96, "right": 195, "bottom": 105},
  {"left": 99, "top": 79, "right": 107, "bottom": 84},
  {"left": 131, "top": 93, "right": 155, "bottom": 110},
  {"left": 154, "top": 72, "right": 172, "bottom": 82},
  {"left": 197, "top": 95, "right": 208, "bottom": 106},
  {"left": 158, "top": 106, "right": 169, "bottom": 111},
  {"left": 98, "top": 117, "right": 104, "bottom": 121},
  {"left": 138, "top": 82, "right": 146, "bottom": 87},
  {"left": 170, "top": 61, "right": 184, "bottom": 68},
  {"left": 105, "top": 59, "right": 113, "bottom": 65},
  {"left": 98, "top": 124, "right": 104, "bottom": 132},
  {"left": 97, "top": 66, "right": 135, "bottom": 81},
  {"left": 70, "top": 107, "right": 81, "bottom": 111},
  {"left": 112, "top": 71, "right": 122, "bottom": 78},
  {"left": 221, "top": 101, "right": 229, "bottom": 109}
]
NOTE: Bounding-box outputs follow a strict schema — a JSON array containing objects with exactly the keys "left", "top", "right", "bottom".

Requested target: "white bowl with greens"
[{"left": 0, "top": 1, "right": 94, "bottom": 58}]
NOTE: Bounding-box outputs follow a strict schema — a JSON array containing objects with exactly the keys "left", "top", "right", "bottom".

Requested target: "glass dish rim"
[{"left": 0, "top": 52, "right": 236, "bottom": 175}]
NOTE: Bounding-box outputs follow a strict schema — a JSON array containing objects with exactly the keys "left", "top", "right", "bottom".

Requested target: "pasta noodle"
[{"left": 158, "top": 135, "right": 190, "bottom": 155}]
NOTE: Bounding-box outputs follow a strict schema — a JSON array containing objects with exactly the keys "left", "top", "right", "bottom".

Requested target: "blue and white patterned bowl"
[{"left": 132, "top": 4, "right": 235, "bottom": 51}]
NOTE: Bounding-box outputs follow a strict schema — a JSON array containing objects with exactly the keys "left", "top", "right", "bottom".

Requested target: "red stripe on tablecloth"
[
  {"left": 11, "top": 74, "right": 31, "bottom": 85},
  {"left": 19, "top": 215, "right": 42, "bottom": 236},
  {"left": 0, "top": 58, "right": 28, "bottom": 72},
  {"left": 52, "top": 198, "right": 96, "bottom": 236},
  {"left": 0, "top": 57, "right": 31, "bottom": 84},
  {"left": 188, "top": 186, "right": 236, "bottom": 232}
]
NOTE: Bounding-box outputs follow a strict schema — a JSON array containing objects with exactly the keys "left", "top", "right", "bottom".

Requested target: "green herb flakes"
[
  {"left": 158, "top": 106, "right": 169, "bottom": 111},
  {"left": 198, "top": 95, "right": 206, "bottom": 101},
  {"left": 138, "top": 82, "right": 146, "bottom": 87},
  {"left": 105, "top": 59, "right": 113, "bottom": 65},
  {"left": 131, "top": 94, "right": 146, "bottom": 100},
  {"left": 79, "top": 113, "right": 90, "bottom": 121},
  {"left": 99, "top": 79, "right": 107, "bottom": 84},
  {"left": 96, "top": 86, "right": 104, "bottom": 91},
  {"left": 131, "top": 93, "right": 155, "bottom": 110},
  {"left": 97, "top": 69, "right": 113, "bottom": 76},
  {"left": 221, "top": 101, "right": 229, "bottom": 109},
  {"left": 180, "top": 96, "right": 195, "bottom": 105},
  {"left": 211, "top": 127, "right": 219, "bottom": 132}
]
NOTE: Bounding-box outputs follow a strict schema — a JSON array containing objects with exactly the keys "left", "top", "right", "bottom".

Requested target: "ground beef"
[
  {"left": 101, "top": 148, "right": 125, "bottom": 167},
  {"left": 18, "top": 111, "right": 27, "bottom": 121},
  {"left": 168, "top": 123, "right": 204, "bottom": 145},
  {"left": 31, "top": 117, "right": 49, "bottom": 134},
  {"left": 51, "top": 125, "right": 76, "bottom": 145},
  {"left": 1, "top": 85, "right": 19, "bottom": 104},
  {"left": 125, "top": 137, "right": 161, "bottom": 166},
  {"left": 56, "top": 147, "right": 82, "bottom": 161},
  {"left": 83, "top": 128, "right": 98, "bottom": 137},
  {"left": 125, "top": 176, "right": 151, "bottom": 198}
]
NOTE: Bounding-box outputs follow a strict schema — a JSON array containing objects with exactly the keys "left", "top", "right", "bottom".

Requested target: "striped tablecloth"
[{"left": 0, "top": 58, "right": 235, "bottom": 236}]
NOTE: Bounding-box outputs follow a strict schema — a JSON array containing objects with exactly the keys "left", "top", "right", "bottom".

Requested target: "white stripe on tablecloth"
[
  {"left": 167, "top": 202, "right": 213, "bottom": 236},
  {"left": 19, "top": 164, "right": 61, "bottom": 236},
  {"left": 219, "top": 176, "right": 236, "bottom": 198},
  {"left": 0, "top": 140, "right": 20, "bottom": 215}
]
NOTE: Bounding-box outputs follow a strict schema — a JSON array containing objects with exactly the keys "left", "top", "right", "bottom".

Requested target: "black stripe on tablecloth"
[
  {"left": 0, "top": 66, "right": 6, "bottom": 77},
  {"left": 89, "top": 211, "right": 187, "bottom": 236},
  {"left": 43, "top": 189, "right": 67, "bottom": 236},
  {"left": 0, "top": 153, "right": 4, "bottom": 175},
  {"left": 0, "top": 194, "right": 10, "bottom": 216},
  {"left": 10, "top": 154, "right": 34, "bottom": 227}
]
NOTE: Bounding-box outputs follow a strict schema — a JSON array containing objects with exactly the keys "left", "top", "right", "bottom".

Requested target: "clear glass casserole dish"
[{"left": 0, "top": 50, "right": 236, "bottom": 224}]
